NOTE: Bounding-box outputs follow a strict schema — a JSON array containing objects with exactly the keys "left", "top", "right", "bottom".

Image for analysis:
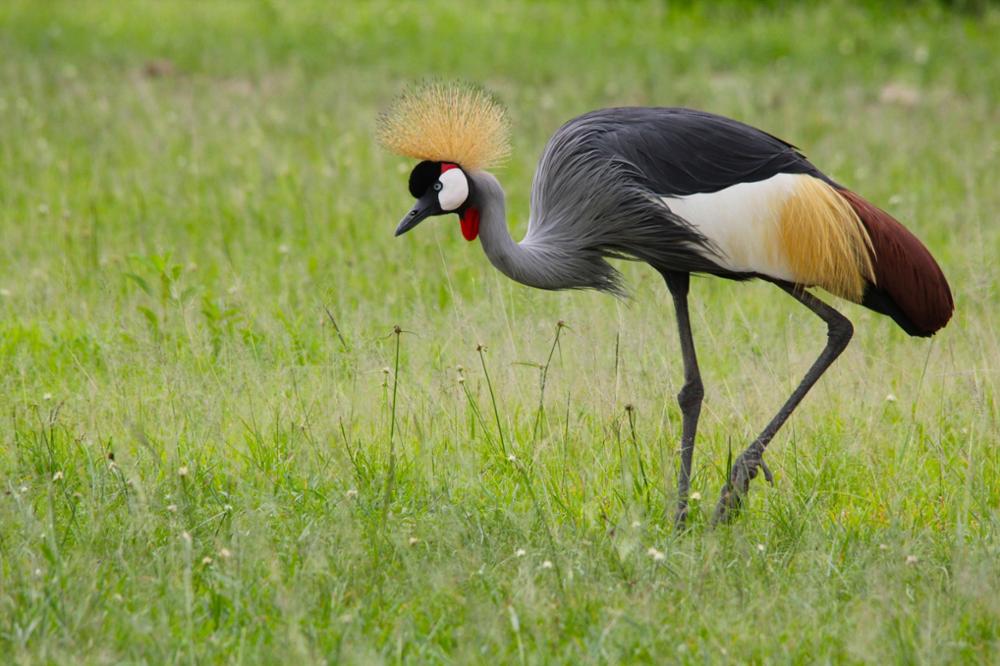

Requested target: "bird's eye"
[{"left": 433, "top": 182, "right": 443, "bottom": 192}]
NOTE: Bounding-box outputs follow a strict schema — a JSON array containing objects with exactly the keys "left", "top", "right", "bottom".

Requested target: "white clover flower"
[
  {"left": 515, "top": 548, "right": 526, "bottom": 558},
  {"left": 178, "top": 466, "right": 189, "bottom": 477},
  {"left": 647, "top": 547, "right": 666, "bottom": 562},
  {"left": 541, "top": 560, "right": 553, "bottom": 569},
  {"left": 52, "top": 471, "right": 64, "bottom": 482}
]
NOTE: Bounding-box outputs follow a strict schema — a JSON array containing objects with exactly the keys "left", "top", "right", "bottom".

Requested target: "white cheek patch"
[{"left": 438, "top": 169, "right": 469, "bottom": 211}]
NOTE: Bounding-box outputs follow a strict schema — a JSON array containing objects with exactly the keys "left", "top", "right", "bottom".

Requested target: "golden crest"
[{"left": 377, "top": 81, "right": 511, "bottom": 171}]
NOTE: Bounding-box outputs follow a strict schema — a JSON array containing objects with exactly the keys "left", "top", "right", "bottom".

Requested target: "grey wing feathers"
[
  {"left": 588, "top": 107, "right": 828, "bottom": 195},
  {"left": 525, "top": 108, "right": 748, "bottom": 294}
]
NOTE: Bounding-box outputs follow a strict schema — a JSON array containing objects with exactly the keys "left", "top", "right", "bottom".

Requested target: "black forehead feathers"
[{"left": 408, "top": 160, "right": 441, "bottom": 198}]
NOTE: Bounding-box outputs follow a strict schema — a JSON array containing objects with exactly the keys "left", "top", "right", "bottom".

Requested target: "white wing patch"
[
  {"left": 662, "top": 173, "right": 801, "bottom": 281},
  {"left": 438, "top": 168, "right": 469, "bottom": 211}
]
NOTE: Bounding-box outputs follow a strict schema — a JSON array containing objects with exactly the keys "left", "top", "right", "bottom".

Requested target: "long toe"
[
  {"left": 712, "top": 484, "right": 742, "bottom": 524},
  {"left": 711, "top": 453, "right": 764, "bottom": 524},
  {"left": 761, "top": 459, "right": 774, "bottom": 486}
]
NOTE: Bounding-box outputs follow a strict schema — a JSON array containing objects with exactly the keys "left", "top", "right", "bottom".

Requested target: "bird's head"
[
  {"left": 396, "top": 160, "right": 477, "bottom": 239},
  {"left": 377, "top": 81, "right": 509, "bottom": 243}
]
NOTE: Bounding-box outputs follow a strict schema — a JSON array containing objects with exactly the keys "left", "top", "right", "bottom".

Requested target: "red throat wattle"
[
  {"left": 441, "top": 162, "right": 479, "bottom": 241},
  {"left": 460, "top": 208, "right": 480, "bottom": 241}
]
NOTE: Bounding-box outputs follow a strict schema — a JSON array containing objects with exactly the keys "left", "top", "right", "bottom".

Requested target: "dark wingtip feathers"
[{"left": 839, "top": 189, "right": 953, "bottom": 336}]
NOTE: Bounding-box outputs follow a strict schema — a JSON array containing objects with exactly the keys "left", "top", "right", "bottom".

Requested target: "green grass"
[{"left": 1, "top": 1, "right": 999, "bottom": 662}]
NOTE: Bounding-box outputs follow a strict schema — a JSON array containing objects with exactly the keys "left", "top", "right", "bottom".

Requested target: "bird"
[{"left": 377, "top": 81, "right": 953, "bottom": 527}]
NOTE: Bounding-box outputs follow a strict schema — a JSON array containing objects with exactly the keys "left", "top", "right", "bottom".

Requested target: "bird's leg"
[
  {"left": 663, "top": 272, "right": 704, "bottom": 530},
  {"left": 713, "top": 282, "right": 853, "bottom": 524}
]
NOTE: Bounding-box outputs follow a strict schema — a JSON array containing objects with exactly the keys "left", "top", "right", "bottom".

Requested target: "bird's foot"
[
  {"left": 712, "top": 449, "right": 772, "bottom": 525},
  {"left": 674, "top": 502, "right": 690, "bottom": 533}
]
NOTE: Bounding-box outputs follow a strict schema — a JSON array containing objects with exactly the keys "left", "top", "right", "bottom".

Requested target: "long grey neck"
[{"left": 469, "top": 170, "right": 579, "bottom": 291}]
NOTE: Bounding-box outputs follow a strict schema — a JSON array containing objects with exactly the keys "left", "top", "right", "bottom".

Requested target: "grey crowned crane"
[{"left": 378, "top": 82, "right": 953, "bottom": 527}]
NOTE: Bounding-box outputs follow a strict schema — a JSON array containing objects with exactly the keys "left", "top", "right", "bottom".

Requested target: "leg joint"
[
  {"left": 827, "top": 314, "right": 854, "bottom": 350},
  {"left": 677, "top": 379, "right": 704, "bottom": 411}
]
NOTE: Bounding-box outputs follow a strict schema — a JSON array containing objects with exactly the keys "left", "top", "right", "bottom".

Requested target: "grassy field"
[{"left": 1, "top": 1, "right": 999, "bottom": 663}]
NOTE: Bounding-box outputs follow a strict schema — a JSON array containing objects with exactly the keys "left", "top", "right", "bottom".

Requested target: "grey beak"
[{"left": 395, "top": 193, "right": 438, "bottom": 237}]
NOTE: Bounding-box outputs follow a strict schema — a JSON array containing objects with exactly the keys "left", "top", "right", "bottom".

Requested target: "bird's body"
[
  {"left": 503, "top": 107, "right": 952, "bottom": 336},
  {"left": 380, "top": 83, "right": 953, "bottom": 525}
]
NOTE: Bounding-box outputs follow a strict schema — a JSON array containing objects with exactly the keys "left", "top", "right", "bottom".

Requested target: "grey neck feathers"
[{"left": 470, "top": 170, "right": 620, "bottom": 293}]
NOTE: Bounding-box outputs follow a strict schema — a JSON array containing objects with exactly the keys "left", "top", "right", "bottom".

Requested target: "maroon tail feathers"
[{"left": 837, "top": 189, "right": 953, "bottom": 337}]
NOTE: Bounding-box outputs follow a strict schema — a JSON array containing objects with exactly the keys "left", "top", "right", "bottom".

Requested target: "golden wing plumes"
[{"left": 377, "top": 81, "right": 511, "bottom": 171}]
